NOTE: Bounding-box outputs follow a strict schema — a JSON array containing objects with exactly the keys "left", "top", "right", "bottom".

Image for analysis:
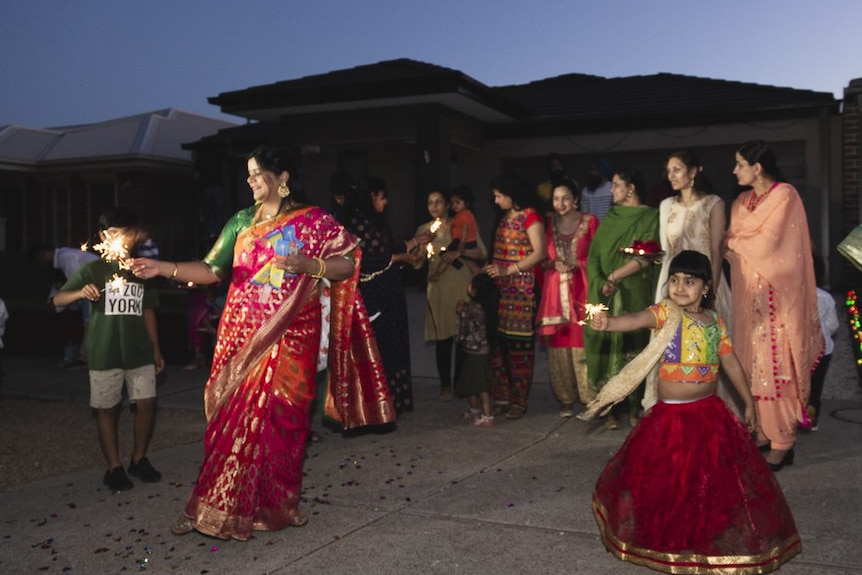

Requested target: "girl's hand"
[
  {"left": 483, "top": 263, "right": 505, "bottom": 279},
  {"left": 600, "top": 280, "right": 616, "bottom": 297},
  {"left": 554, "top": 261, "right": 573, "bottom": 273},
  {"left": 590, "top": 311, "right": 609, "bottom": 331},
  {"left": 743, "top": 404, "right": 757, "bottom": 433}
]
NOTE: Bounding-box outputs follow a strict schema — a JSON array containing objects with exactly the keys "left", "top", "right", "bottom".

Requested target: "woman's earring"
[{"left": 278, "top": 182, "right": 291, "bottom": 198}]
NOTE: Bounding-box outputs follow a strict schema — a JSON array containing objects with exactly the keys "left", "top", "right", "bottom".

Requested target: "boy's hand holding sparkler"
[{"left": 80, "top": 283, "right": 101, "bottom": 302}]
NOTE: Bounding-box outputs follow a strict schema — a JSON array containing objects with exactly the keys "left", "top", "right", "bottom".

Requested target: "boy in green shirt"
[{"left": 53, "top": 208, "right": 164, "bottom": 491}]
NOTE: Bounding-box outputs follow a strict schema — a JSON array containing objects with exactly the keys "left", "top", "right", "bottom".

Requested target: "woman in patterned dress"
[
  {"left": 483, "top": 174, "right": 546, "bottom": 419},
  {"left": 342, "top": 175, "right": 424, "bottom": 414}
]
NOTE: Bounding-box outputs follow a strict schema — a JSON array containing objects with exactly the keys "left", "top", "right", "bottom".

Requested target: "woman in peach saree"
[{"left": 725, "top": 140, "right": 823, "bottom": 471}]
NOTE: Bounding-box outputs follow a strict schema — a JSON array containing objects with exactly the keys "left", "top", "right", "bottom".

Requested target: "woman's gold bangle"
[
  {"left": 171, "top": 263, "right": 179, "bottom": 279},
  {"left": 310, "top": 257, "right": 326, "bottom": 280}
]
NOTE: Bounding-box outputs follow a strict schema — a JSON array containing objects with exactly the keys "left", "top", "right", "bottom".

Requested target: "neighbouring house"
[
  {"left": 184, "top": 58, "right": 856, "bottom": 287},
  {"left": 0, "top": 107, "right": 237, "bottom": 258},
  {"left": 0, "top": 108, "right": 237, "bottom": 355}
]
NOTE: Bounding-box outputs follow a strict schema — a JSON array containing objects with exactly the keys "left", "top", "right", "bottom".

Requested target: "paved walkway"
[{"left": 1, "top": 292, "right": 860, "bottom": 574}]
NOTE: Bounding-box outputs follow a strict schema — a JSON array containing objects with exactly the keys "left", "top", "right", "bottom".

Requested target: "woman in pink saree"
[
  {"left": 725, "top": 140, "right": 823, "bottom": 471},
  {"left": 132, "top": 147, "right": 395, "bottom": 540}
]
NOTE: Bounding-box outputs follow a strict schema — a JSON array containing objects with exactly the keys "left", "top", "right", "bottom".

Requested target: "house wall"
[
  {"left": 482, "top": 115, "right": 841, "bottom": 285},
  {"left": 187, "top": 104, "right": 845, "bottom": 289},
  {"left": 842, "top": 79, "right": 862, "bottom": 289}
]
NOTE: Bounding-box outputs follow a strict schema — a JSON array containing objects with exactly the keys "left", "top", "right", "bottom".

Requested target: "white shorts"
[{"left": 89, "top": 365, "right": 156, "bottom": 409}]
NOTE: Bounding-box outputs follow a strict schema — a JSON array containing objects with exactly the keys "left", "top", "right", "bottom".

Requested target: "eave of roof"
[{"left": 208, "top": 58, "right": 530, "bottom": 123}]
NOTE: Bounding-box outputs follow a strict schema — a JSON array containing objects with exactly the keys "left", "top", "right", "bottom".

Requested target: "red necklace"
[{"left": 746, "top": 182, "right": 779, "bottom": 212}]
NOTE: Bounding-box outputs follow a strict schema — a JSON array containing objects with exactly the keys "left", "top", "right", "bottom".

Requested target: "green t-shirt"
[{"left": 61, "top": 260, "right": 159, "bottom": 371}]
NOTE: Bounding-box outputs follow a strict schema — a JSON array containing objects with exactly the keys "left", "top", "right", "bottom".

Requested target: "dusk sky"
[{"left": 2, "top": 0, "right": 860, "bottom": 128}]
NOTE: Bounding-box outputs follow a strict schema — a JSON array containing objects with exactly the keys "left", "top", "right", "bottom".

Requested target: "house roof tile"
[{"left": 0, "top": 109, "right": 237, "bottom": 167}]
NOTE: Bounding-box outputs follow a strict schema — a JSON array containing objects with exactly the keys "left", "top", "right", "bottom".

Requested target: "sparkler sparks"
[
  {"left": 101, "top": 273, "right": 127, "bottom": 292},
  {"left": 92, "top": 231, "right": 131, "bottom": 270},
  {"left": 578, "top": 303, "right": 610, "bottom": 325},
  {"left": 426, "top": 218, "right": 442, "bottom": 258}
]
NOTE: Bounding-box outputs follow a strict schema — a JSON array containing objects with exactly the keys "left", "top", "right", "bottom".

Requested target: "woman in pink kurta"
[
  {"left": 725, "top": 140, "right": 823, "bottom": 471},
  {"left": 536, "top": 177, "right": 598, "bottom": 416}
]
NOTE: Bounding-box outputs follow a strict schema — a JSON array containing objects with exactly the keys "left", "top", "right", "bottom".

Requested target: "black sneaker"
[
  {"left": 128, "top": 456, "right": 162, "bottom": 483},
  {"left": 103, "top": 466, "right": 134, "bottom": 491}
]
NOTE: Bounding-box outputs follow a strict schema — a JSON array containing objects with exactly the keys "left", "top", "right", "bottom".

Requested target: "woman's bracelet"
[
  {"left": 310, "top": 257, "right": 326, "bottom": 280},
  {"left": 171, "top": 262, "right": 179, "bottom": 279}
]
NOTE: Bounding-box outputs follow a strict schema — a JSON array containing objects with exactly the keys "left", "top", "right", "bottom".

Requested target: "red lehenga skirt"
[{"left": 592, "top": 394, "right": 800, "bottom": 574}]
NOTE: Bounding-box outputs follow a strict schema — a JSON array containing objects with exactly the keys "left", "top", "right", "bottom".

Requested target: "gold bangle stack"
[{"left": 310, "top": 257, "right": 326, "bottom": 280}]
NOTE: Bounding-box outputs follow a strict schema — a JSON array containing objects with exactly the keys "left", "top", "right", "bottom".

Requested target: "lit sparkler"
[
  {"left": 578, "top": 302, "right": 610, "bottom": 325},
  {"left": 426, "top": 218, "right": 442, "bottom": 258},
  {"left": 92, "top": 231, "right": 132, "bottom": 270},
  {"left": 101, "top": 273, "right": 127, "bottom": 292}
]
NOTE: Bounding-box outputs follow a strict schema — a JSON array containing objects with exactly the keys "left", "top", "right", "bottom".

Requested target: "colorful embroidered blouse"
[{"left": 648, "top": 301, "right": 733, "bottom": 384}]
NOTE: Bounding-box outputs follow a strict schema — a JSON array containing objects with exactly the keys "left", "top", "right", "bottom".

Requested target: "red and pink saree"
[{"left": 183, "top": 204, "right": 395, "bottom": 540}]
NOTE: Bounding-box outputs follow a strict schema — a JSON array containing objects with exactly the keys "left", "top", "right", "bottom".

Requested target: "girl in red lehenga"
[
  {"left": 132, "top": 146, "right": 395, "bottom": 540},
  {"left": 581, "top": 250, "right": 800, "bottom": 574}
]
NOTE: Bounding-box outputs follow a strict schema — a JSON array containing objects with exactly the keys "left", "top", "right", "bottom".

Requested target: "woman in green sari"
[{"left": 584, "top": 169, "right": 659, "bottom": 429}]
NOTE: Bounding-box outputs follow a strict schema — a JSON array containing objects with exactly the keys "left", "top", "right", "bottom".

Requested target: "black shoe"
[
  {"left": 128, "top": 456, "right": 162, "bottom": 483},
  {"left": 768, "top": 448, "right": 795, "bottom": 472},
  {"left": 103, "top": 466, "right": 134, "bottom": 491}
]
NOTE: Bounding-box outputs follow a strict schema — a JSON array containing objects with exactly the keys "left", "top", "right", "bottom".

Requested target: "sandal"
[
  {"left": 170, "top": 514, "right": 195, "bottom": 536},
  {"left": 291, "top": 511, "right": 309, "bottom": 527},
  {"left": 505, "top": 405, "right": 526, "bottom": 420}
]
